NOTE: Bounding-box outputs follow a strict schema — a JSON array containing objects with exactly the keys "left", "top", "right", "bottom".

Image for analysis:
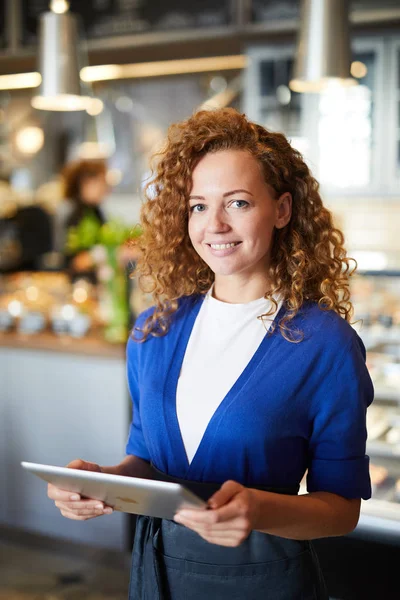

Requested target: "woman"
[
  {"left": 48, "top": 108, "right": 373, "bottom": 599},
  {"left": 57, "top": 158, "right": 109, "bottom": 277}
]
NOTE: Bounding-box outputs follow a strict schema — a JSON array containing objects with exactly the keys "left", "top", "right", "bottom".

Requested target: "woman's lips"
[{"left": 205, "top": 242, "right": 242, "bottom": 257}]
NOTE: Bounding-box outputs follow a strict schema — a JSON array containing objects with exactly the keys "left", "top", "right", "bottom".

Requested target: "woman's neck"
[{"left": 212, "top": 275, "right": 270, "bottom": 304}]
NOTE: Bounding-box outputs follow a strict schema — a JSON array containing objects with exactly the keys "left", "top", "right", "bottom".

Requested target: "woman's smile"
[{"left": 206, "top": 241, "right": 242, "bottom": 256}]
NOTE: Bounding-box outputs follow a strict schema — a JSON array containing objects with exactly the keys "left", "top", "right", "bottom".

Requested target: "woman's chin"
[{"left": 207, "top": 264, "right": 244, "bottom": 278}]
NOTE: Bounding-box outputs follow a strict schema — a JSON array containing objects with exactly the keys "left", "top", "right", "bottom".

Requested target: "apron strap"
[{"left": 143, "top": 516, "right": 162, "bottom": 600}]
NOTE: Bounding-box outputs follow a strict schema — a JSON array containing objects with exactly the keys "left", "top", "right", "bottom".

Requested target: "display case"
[{"left": 350, "top": 272, "right": 400, "bottom": 543}]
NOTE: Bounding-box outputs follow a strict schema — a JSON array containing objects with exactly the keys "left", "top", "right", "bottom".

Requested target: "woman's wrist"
[{"left": 249, "top": 488, "right": 272, "bottom": 531}]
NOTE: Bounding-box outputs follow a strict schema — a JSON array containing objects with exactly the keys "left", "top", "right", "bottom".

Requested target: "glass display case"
[{"left": 351, "top": 272, "right": 400, "bottom": 542}]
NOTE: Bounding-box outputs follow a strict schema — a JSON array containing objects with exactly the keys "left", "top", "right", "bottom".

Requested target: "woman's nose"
[{"left": 206, "top": 209, "right": 230, "bottom": 232}]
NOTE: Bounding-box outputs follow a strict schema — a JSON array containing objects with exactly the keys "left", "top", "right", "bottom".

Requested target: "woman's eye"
[
  {"left": 231, "top": 200, "right": 249, "bottom": 209},
  {"left": 190, "top": 204, "right": 206, "bottom": 213}
]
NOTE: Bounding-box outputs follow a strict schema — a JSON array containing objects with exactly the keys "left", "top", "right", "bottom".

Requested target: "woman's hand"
[
  {"left": 47, "top": 459, "right": 113, "bottom": 521},
  {"left": 173, "top": 480, "right": 260, "bottom": 547}
]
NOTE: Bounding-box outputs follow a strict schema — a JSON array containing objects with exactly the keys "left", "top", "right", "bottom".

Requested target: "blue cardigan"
[{"left": 126, "top": 296, "right": 373, "bottom": 500}]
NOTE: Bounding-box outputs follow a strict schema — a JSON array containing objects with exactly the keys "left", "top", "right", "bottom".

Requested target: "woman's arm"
[
  {"left": 174, "top": 481, "right": 361, "bottom": 546},
  {"left": 251, "top": 488, "right": 361, "bottom": 540}
]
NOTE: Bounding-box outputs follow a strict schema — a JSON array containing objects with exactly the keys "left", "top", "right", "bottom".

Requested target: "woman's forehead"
[{"left": 190, "top": 150, "right": 267, "bottom": 191}]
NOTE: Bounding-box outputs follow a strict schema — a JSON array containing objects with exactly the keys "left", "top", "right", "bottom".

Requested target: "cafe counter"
[{"left": 0, "top": 330, "right": 130, "bottom": 551}]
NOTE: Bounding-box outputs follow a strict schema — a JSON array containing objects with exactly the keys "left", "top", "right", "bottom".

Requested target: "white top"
[{"left": 176, "top": 287, "right": 282, "bottom": 464}]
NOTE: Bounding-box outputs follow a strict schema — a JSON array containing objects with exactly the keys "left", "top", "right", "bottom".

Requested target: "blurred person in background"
[{"left": 56, "top": 158, "right": 109, "bottom": 279}]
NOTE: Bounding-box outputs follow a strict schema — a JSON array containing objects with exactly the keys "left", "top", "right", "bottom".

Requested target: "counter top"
[{"left": 0, "top": 330, "right": 126, "bottom": 359}]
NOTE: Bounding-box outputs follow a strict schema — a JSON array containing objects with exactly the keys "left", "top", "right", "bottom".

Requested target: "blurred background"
[{"left": 0, "top": 1, "right": 400, "bottom": 599}]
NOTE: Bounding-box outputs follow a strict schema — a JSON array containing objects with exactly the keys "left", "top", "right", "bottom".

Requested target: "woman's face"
[
  {"left": 80, "top": 173, "right": 108, "bottom": 205},
  {"left": 188, "top": 149, "right": 291, "bottom": 284}
]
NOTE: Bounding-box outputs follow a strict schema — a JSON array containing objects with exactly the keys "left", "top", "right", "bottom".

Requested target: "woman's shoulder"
[
  {"left": 128, "top": 294, "right": 202, "bottom": 346},
  {"left": 295, "top": 301, "right": 365, "bottom": 356}
]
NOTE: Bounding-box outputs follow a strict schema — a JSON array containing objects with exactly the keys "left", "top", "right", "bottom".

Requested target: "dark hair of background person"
[{"left": 132, "top": 108, "right": 356, "bottom": 343}]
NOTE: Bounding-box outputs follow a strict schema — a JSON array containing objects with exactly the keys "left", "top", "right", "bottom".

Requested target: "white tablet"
[{"left": 21, "top": 461, "right": 206, "bottom": 520}]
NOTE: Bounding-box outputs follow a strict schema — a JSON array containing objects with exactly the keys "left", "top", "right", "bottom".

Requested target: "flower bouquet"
[{"left": 66, "top": 214, "right": 140, "bottom": 343}]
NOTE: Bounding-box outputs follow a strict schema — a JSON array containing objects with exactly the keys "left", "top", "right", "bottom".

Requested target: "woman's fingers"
[
  {"left": 59, "top": 506, "right": 113, "bottom": 518},
  {"left": 175, "top": 501, "right": 243, "bottom": 526},
  {"left": 55, "top": 499, "right": 105, "bottom": 511},
  {"left": 47, "top": 483, "right": 80, "bottom": 502},
  {"left": 174, "top": 486, "right": 254, "bottom": 547},
  {"left": 48, "top": 459, "right": 106, "bottom": 520},
  {"left": 65, "top": 459, "right": 102, "bottom": 473},
  {"left": 208, "top": 480, "right": 243, "bottom": 509},
  {"left": 54, "top": 499, "right": 113, "bottom": 519},
  {"left": 175, "top": 518, "right": 247, "bottom": 547},
  {"left": 59, "top": 508, "right": 99, "bottom": 521},
  {"left": 177, "top": 517, "right": 247, "bottom": 533}
]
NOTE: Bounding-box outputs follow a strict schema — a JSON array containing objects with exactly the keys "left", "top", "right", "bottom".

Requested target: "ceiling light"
[
  {"left": 351, "top": 61, "right": 368, "bottom": 79},
  {"left": 50, "top": 0, "right": 70, "bottom": 13},
  {"left": 0, "top": 72, "right": 41, "bottom": 90},
  {"left": 290, "top": 0, "right": 357, "bottom": 93},
  {"left": 31, "top": 1, "right": 91, "bottom": 111},
  {"left": 80, "top": 55, "right": 247, "bottom": 82},
  {"left": 15, "top": 126, "right": 45, "bottom": 155},
  {"left": 86, "top": 98, "right": 104, "bottom": 116}
]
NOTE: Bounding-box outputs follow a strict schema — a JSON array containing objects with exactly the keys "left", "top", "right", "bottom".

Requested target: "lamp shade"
[
  {"left": 289, "top": 0, "right": 356, "bottom": 93},
  {"left": 31, "top": 10, "right": 91, "bottom": 111}
]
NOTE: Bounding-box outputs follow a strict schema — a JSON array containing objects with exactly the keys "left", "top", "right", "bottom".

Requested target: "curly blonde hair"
[{"left": 133, "top": 108, "right": 355, "bottom": 342}]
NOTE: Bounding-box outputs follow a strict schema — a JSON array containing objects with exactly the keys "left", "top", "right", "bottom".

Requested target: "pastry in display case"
[{"left": 0, "top": 271, "right": 99, "bottom": 338}]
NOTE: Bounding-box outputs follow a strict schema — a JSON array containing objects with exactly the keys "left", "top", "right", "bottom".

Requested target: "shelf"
[{"left": 0, "top": 330, "right": 125, "bottom": 359}]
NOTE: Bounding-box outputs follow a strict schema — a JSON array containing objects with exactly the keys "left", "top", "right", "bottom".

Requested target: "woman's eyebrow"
[
  {"left": 189, "top": 189, "right": 253, "bottom": 201},
  {"left": 223, "top": 189, "right": 253, "bottom": 197}
]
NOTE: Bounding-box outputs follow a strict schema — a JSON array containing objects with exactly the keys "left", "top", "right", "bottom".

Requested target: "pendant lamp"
[
  {"left": 31, "top": 0, "right": 91, "bottom": 111},
  {"left": 289, "top": 0, "right": 357, "bottom": 93}
]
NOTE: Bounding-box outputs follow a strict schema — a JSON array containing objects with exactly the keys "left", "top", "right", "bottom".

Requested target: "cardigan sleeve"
[
  {"left": 306, "top": 332, "right": 374, "bottom": 500},
  {"left": 125, "top": 321, "right": 151, "bottom": 461}
]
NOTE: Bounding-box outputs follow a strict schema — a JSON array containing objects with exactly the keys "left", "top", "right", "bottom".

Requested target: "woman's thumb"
[
  {"left": 66, "top": 459, "right": 102, "bottom": 472},
  {"left": 207, "top": 480, "right": 242, "bottom": 509}
]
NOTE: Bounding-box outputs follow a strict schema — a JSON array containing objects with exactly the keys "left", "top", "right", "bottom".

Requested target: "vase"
[{"left": 102, "top": 246, "right": 129, "bottom": 344}]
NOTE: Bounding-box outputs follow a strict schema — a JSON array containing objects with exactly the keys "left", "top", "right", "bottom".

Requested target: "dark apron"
[{"left": 128, "top": 469, "right": 328, "bottom": 600}]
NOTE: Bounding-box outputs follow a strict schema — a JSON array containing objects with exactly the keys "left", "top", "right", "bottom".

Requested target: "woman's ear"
[{"left": 275, "top": 192, "right": 292, "bottom": 229}]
